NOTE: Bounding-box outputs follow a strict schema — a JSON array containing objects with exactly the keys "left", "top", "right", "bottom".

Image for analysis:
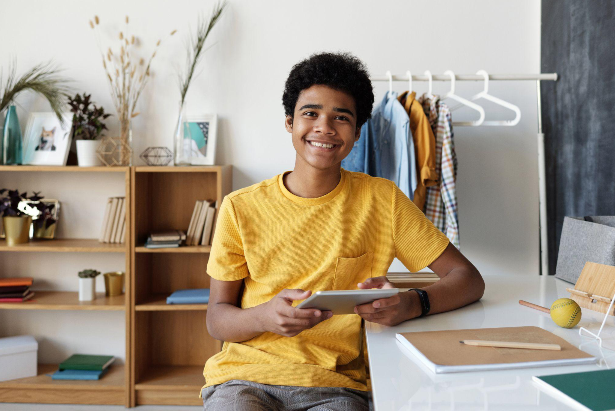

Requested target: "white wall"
[{"left": 0, "top": 0, "right": 541, "bottom": 362}]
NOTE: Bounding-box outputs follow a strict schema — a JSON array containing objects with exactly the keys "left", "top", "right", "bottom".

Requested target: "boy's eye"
[
  {"left": 336, "top": 115, "right": 349, "bottom": 121},
  {"left": 303, "top": 111, "right": 317, "bottom": 117}
]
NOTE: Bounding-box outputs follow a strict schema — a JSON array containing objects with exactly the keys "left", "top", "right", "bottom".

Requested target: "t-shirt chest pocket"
[{"left": 333, "top": 252, "right": 373, "bottom": 290}]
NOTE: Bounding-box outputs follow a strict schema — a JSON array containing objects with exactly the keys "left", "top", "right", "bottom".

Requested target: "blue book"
[
  {"left": 166, "top": 288, "right": 210, "bottom": 304},
  {"left": 52, "top": 368, "right": 107, "bottom": 380}
]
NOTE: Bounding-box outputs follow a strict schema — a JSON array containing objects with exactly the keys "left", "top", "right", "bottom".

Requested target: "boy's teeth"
[{"left": 309, "top": 141, "right": 334, "bottom": 148}]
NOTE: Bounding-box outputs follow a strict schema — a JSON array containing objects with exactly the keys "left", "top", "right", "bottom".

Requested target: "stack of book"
[
  {"left": 52, "top": 354, "right": 115, "bottom": 380},
  {"left": 145, "top": 230, "right": 186, "bottom": 249},
  {"left": 0, "top": 277, "right": 34, "bottom": 302},
  {"left": 167, "top": 288, "right": 210, "bottom": 304},
  {"left": 99, "top": 196, "right": 127, "bottom": 244},
  {"left": 186, "top": 200, "right": 219, "bottom": 246}
]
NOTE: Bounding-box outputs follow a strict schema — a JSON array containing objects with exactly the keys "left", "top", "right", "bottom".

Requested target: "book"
[
  {"left": 166, "top": 289, "right": 210, "bottom": 304},
  {"left": 150, "top": 230, "right": 186, "bottom": 242},
  {"left": 0, "top": 291, "right": 34, "bottom": 302},
  {"left": 59, "top": 354, "right": 115, "bottom": 371},
  {"left": 396, "top": 326, "right": 597, "bottom": 374},
  {"left": 114, "top": 198, "right": 126, "bottom": 244},
  {"left": 120, "top": 217, "right": 126, "bottom": 244},
  {"left": 104, "top": 197, "right": 119, "bottom": 243},
  {"left": 193, "top": 201, "right": 212, "bottom": 246},
  {"left": 533, "top": 369, "right": 615, "bottom": 411},
  {"left": 109, "top": 198, "right": 124, "bottom": 244},
  {"left": 52, "top": 368, "right": 108, "bottom": 381},
  {"left": 99, "top": 197, "right": 113, "bottom": 243},
  {"left": 201, "top": 206, "right": 216, "bottom": 246},
  {"left": 187, "top": 200, "right": 204, "bottom": 246},
  {"left": 145, "top": 238, "right": 181, "bottom": 248},
  {"left": 0, "top": 287, "right": 31, "bottom": 298},
  {"left": 209, "top": 207, "right": 220, "bottom": 246},
  {"left": 0, "top": 278, "right": 33, "bottom": 287},
  {"left": 0, "top": 285, "right": 29, "bottom": 294}
]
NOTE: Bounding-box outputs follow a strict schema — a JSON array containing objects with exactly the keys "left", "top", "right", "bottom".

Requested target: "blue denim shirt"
[{"left": 342, "top": 92, "right": 417, "bottom": 199}]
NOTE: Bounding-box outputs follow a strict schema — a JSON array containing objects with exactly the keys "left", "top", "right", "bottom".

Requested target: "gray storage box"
[{"left": 555, "top": 216, "right": 615, "bottom": 284}]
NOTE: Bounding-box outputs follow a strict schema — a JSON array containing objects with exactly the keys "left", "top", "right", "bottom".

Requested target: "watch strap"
[{"left": 410, "top": 288, "right": 430, "bottom": 317}]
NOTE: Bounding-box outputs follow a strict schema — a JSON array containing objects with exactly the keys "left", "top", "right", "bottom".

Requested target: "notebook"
[
  {"left": 59, "top": 354, "right": 115, "bottom": 371},
  {"left": 533, "top": 369, "right": 615, "bottom": 411},
  {"left": 166, "top": 289, "right": 210, "bottom": 304},
  {"left": 396, "top": 326, "right": 597, "bottom": 373},
  {"left": 52, "top": 368, "right": 108, "bottom": 380}
]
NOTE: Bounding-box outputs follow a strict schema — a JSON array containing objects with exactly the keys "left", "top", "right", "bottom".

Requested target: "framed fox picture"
[{"left": 23, "top": 112, "right": 72, "bottom": 166}]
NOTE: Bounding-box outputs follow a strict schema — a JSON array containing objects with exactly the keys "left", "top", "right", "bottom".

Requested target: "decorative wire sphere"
[{"left": 140, "top": 146, "right": 173, "bottom": 166}]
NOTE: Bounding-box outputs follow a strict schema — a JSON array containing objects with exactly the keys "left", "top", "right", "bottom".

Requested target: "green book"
[
  {"left": 59, "top": 354, "right": 115, "bottom": 371},
  {"left": 533, "top": 369, "right": 615, "bottom": 411}
]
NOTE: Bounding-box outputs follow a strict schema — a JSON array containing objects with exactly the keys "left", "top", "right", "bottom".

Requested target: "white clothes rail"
[{"left": 371, "top": 72, "right": 558, "bottom": 276}]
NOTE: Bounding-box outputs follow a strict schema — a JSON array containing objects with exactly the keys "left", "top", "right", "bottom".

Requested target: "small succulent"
[
  {"left": 0, "top": 189, "right": 55, "bottom": 226},
  {"left": 78, "top": 269, "right": 101, "bottom": 278}
]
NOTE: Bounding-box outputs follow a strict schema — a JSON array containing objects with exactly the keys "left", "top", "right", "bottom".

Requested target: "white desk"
[{"left": 366, "top": 275, "right": 615, "bottom": 410}]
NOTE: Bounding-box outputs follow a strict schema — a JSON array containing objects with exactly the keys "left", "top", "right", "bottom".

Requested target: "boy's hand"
[
  {"left": 355, "top": 276, "right": 416, "bottom": 326},
  {"left": 259, "top": 289, "right": 333, "bottom": 337}
]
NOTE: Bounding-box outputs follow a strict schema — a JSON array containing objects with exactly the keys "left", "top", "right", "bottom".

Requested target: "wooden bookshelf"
[
  {"left": 0, "top": 165, "right": 132, "bottom": 406},
  {"left": 130, "top": 165, "right": 231, "bottom": 406}
]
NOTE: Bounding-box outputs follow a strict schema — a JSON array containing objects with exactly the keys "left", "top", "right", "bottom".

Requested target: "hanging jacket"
[
  {"left": 419, "top": 94, "right": 459, "bottom": 248},
  {"left": 398, "top": 91, "right": 438, "bottom": 211},
  {"left": 342, "top": 92, "right": 417, "bottom": 200}
]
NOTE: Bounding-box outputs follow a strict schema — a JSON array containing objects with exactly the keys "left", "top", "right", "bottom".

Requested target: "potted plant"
[
  {"left": 67, "top": 93, "right": 111, "bottom": 166},
  {"left": 0, "top": 189, "right": 54, "bottom": 246},
  {"left": 78, "top": 269, "right": 101, "bottom": 301}
]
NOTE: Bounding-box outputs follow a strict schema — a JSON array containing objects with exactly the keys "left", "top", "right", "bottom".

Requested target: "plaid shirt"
[{"left": 418, "top": 94, "right": 459, "bottom": 248}]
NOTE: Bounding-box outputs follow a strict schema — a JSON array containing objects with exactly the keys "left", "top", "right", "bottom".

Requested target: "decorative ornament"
[
  {"left": 140, "top": 146, "right": 173, "bottom": 166},
  {"left": 96, "top": 136, "right": 133, "bottom": 166}
]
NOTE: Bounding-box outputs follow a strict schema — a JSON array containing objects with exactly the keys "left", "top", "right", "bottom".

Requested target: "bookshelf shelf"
[
  {"left": 135, "top": 294, "right": 207, "bottom": 311},
  {"left": 0, "top": 364, "right": 125, "bottom": 405},
  {"left": 134, "top": 365, "right": 204, "bottom": 406},
  {"left": 0, "top": 292, "right": 125, "bottom": 311},
  {"left": 0, "top": 165, "right": 128, "bottom": 173},
  {"left": 0, "top": 238, "right": 126, "bottom": 253},
  {"left": 134, "top": 165, "right": 225, "bottom": 173},
  {"left": 135, "top": 245, "right": 211, "bottom": 253}
]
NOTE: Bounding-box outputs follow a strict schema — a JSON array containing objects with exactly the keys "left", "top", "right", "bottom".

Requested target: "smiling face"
[{"left": 285, "top": 84, "right": 361, "bottom": 172}]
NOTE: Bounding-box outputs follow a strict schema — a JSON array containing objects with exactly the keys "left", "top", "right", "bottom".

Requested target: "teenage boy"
[{"left": 202, "top": 52, "right": 485, "bottom": 410}]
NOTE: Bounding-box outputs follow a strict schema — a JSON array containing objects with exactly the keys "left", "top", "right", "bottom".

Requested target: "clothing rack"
[{"left": 371, "top": 72, "right": 559, "bottom": 276}]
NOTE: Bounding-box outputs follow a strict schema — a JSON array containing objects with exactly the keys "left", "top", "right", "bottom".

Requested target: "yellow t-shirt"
[{"left": 203, "top": 169, "right": 449, "bottom": 391}]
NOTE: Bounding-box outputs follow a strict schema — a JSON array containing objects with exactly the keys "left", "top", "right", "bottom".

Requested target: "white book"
[
  {"left": 120, "top": 216, "right": 126, "bottom": 244},
  {"left": 110, "top": 198, "right": 124, "bottom": 244},
  {"left": 115, "top": 199, "right": 126, "bottom": 244},
  {"left": 209, "top": 208, "right": 220, "bottom": 246},
  {"left": 99, "top": 197, "right": 113, "bottom": 243},
  {"left": 193, "top": 201, "right": 211, "bottom": 246},
  {"left": 186, "top": 200, "right": 203, "bottom": 246},
  {"left": 104, "top": 198, "right": 119, "bottom": 243},
  {"left": 201, "top": 205, "right": 216, "bottom": 246}
]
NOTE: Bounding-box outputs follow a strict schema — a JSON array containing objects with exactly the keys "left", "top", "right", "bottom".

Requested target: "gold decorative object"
[
  {"left": 104, "top": 271, "right": 125, "bottom": 296},
  {"left": 140, "top": 146, "right": 173, "bottom": 166},
  {"left": 32, "top": 199, "right": 60, "bottom": 239},
  {"left": 3, "top": 216, "right": 32, "bottom": 246},
  {"left": 96, "top": 136, "right": 133, "bottom": 166}
]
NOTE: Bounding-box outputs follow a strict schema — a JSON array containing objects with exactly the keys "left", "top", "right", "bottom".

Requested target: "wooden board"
[{"left": 571, "top": 262, "right": 615, "bottom": 316}]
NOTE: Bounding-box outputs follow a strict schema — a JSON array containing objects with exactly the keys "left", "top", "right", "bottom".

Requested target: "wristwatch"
[{"left": 410, "top": 288, "right": 430, "bottom": 317}]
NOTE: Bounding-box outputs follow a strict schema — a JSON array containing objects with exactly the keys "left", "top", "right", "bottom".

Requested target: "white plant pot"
[
  {"left": 79, "top": 277, "right": 96, "bottom": 301},
  {"left": 76, "top": 140, "right": 103, "bottom": 167}
]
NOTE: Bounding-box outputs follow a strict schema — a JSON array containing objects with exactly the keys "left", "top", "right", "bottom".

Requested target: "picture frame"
[
  {"left": 22, "top": 112, "right": 72, "bottom": 166},
  {"left": 182, "top": 114, "right": 217, "bottom": 165}
]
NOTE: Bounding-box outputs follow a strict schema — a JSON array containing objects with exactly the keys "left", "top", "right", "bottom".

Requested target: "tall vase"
[
  {"left": 173, "top": 104, "right": 190, "bottom": 166},
  {"left": 119, "top": 114, "right": 133, "bottom": 166},
  {"left": 2, "top": 106, "right": 23, "bottom": 165}
]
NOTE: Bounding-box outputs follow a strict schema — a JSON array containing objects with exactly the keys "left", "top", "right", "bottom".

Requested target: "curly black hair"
[{"left": 282, "top": 52, "right": 374, "bottom": 129}]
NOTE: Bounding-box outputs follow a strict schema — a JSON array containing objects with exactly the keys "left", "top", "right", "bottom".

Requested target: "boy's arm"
[
  {"left": 355, "top": 243, "right": 485, "bottom": 325},
  {"left": 206, "top": 278, "right": 334, "bottom": 343}
]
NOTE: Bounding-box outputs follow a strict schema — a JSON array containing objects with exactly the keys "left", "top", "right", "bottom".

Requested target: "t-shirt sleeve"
[
  {"left": 206, "top": 196, "right": 249, "bottom": 281},
  {"left": 392, "top": 184, "right": 450, "bottom": 272}
]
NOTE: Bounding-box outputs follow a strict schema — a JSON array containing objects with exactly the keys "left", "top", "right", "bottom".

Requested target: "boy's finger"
[
  {"left": 279, "top": 289, "right": 311, "bottom": 301},
  {"left": 372, "top": 294, "right": 400, "bottom": 309},
  {"left": 280, "top": 305, "right": 322, "bottom": 319},
  {"left": 357, "top": 276, "right": 389, "bottom": 289}
]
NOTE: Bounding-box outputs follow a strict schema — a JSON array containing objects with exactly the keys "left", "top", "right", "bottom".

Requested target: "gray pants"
[{"left": 202, "top": 379, "right": 371, "bottom": 411}]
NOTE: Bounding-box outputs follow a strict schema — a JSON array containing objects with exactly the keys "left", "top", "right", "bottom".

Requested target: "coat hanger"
[
  {"left": 406, "top": 71, "right": 413, "bottom": 93},
  {"left": 442, "top": 70, "right": 485, "bottom": 126},
  {"left": 386, "top": 71, "right": 393, "bottom": 98},
  {"left": 470, "top": 70, "right": 521, "bottom": 126},
  {"left": 424, "top": 70, "right": 434, "bottom": 100}
]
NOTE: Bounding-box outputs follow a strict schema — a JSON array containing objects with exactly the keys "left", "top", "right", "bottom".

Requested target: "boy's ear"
[
  {"left": 285, "top": 115, "right": 293, "bottom": 133},
  {"left": 354, "top": 126, "right": 361, "bottom": 141}
]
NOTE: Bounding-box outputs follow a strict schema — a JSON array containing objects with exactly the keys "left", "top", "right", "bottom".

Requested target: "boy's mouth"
[{"left": 306, "top": 140, "right": 338, "bottom": 151}]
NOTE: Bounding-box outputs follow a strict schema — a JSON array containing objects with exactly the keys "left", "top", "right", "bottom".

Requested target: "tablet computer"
[{"left": 296, "top": 289, "right": 399, "bottom": 315}]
